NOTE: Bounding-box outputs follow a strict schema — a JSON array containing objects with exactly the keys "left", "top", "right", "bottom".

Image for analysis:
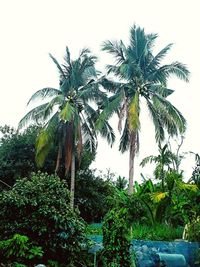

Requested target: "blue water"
[
  {"left": 131, "top": 240, "right": 199, "bottom": 267},
  {"left": 88, "top": 236, "right": 200, "bottom": 266}
]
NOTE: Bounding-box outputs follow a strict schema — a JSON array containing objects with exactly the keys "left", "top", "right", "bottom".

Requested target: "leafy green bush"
[
  {"left": 0, "top": 233, "right": 43, "bottom": 264},
  {"left": 98, "top": 191, "right": 134, "bottom": 267},
  {"left": 186, "top": 217, "right": 200, "bottom": 242},
  {"left": 0, "top": 125, "right": 57, "bottom": 189},
  {"left": 75, "top": 169, "right": 115, "bottom": 222},
  {"left": 0, "top": 172, "right": 89, "bottom": 265}
]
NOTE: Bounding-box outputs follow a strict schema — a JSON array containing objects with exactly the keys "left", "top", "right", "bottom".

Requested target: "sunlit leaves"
[
  {"left": 59, "top": 101, "right": 75, "bottom": 122},
  {"left": 35, "top": 114, "right": 58, "bottom": 167},
  {"left": 95, "top": 92, "right": 123, "bottom": 131},
  {"left": 151, "top": 192, "right": 168, "bottom": 203},
  {"left": 128, "top": 91, "right": 140, "bottom": 131}
]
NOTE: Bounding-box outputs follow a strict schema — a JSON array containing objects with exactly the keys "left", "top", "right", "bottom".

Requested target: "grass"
[
  {"left": 131, "top": 223, "right": 184, "bottom": 241},
  {"left": 87, "top": 222, "right": 183, "bottom": 241}
]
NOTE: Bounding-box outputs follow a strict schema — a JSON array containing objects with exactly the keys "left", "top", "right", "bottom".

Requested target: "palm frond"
[
  {"left": 35, "top": 114, "right": 58, "bottom": 167},
  {"left": 81, "top": 120, "right": 97, "bottom": 154},
  {"left": 99, "top": 121, "right": 115, "bottom": 146},
  {"left": 95, "top": 92, "right": 123, "bottom": 130},
  {"left": 119, "top": 119, "right": 130, "bottom": 153},
  {"left": 42, "top": 95, "right": 64, "bottom": 121},
  {"left": 157, "top": 62, "right": 190, "bottom": 82},
  {"left": 59, "top": 78, "right": 71, "bottom": 95},
  {"left": 27, "top": 88, "right": 60, "bottom": 105},
  {"left": 49, "top": 53, "right": 66, "bottom": 79},
  {"left": 79, "top": 47, "right": 91, "bottom": 57},
  {"left": 18, "top": 103, "right": 49, "bottom": 129},
  {"left": 146, "top": 99, "right": 165, "bottom": 141},
  {"left": 140, "top": 155, "right": 157, "bottom": 167},
  {"left": 64, "top": 46, "right": 71, "bottom": 66},
  {"left": 149, "top": 84, "right": 174, "bottom": 98},
  {"left": 118, "top": 96, "right": 127, "bottom": 133},
  {"left": 99, "top": 76, "right": 121, "bottom": 93},
  {"left": 128, "top": 91, "right": 140, "bottom": 131},
  {"left": 102, "top": 40, "right": 126, "bottom": 64},
  {"left": 79, "top": 81, "right": 106, "bottom": 103},
  {"left": 59, "top": 101, "right": 75, "bottom": 122},
  {"left": 147, "top": 43, "right": 173, "bottom": 69},
  {"left": 106, "top": 64, "right": 123, "bottom": 78},
  {"left": 129, "top": 25, "right": 151, "bottom": 63},
  {"left": 153, "top": 94, "right": 186, "bottom": 135},
  {"left": 83, "top": 103, "right": 98, "bottom": 123}
]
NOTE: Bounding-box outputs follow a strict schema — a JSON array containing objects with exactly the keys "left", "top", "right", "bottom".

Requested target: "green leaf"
[
  {"left": 128, "top": 91, "right": 140, "bottom": 131},
  {"left": 59, "top": 101, "right": 75, "bottom": 122}
]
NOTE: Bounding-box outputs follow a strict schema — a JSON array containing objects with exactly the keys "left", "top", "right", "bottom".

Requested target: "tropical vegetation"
[{"left": 0, "top": 24, "right": 199, "bottom": 266}]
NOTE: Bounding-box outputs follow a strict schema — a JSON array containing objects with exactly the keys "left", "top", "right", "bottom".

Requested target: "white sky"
[{"left": 0, "top": 0, "right": 200, "bottom": 181}]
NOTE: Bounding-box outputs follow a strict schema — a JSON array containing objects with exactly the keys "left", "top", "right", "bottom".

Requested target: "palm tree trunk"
[
  {"left": 70, "top": 153, "right": 75, "bottom": 210},
  {"left": 128, "top": 131, "right": 136, "bottom": 195},
  {"left": 55, "top": 142, "right": 62, "bottom": 173}
]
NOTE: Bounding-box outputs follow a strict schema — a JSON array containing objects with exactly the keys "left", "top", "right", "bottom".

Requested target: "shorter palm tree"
[
  {"left": 19, "top": 47, "right": 115, "bottom": 209},
  {"left": 140, "top": 143, "right": 175, "bottom": 190}
]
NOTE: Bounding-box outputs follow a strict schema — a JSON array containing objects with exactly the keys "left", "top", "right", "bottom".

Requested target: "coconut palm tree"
[
  {"left": 140, "top": 143, "right": 175, "bottom": 190},
  {"left": 97, "top": 25, "right": 190, "bottom": 194},
  {"left": 19, "top": 47, "right": 115, "bottom": 209}
]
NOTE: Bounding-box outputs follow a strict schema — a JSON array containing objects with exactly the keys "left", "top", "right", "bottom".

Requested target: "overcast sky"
[{"left": 0, "top": 0, "right": 200, "bottom": 181}]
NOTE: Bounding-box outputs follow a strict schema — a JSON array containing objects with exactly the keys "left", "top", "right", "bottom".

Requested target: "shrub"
[
  {"left": 98, "top": 191, "right": 134, "bottom": 267},
  {"left": 0, "top": 172, "right": 89, "bottom": 265},
  {"left": 186, "top": 216, "right": 200, "bottom": 242},
  {"left": 75, "top": 169, "right": 115, "bottom": 222},
  {"left": 0, "top": 233, "right": 43, "bottom": 264}
]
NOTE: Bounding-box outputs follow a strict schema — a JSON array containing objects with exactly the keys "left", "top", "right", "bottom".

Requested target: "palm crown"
[
  {"left": 97, "top": 25, "right": 190, "bottom": 193},
  {"left": 19, "top": 47, "right": 114, "bottom": 173}
]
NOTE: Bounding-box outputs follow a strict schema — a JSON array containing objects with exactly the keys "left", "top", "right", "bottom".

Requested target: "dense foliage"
[
  {"left": 0, "top": 172, "right": 89, "bottom": 265},
  {"left": 0, "top": 125, "right": 37, "bottom": 187},
  {"left": 0, "top": 23, "right": 199, "bottom": 266},
  {"left": 75, "top": 169, "right": 115, "bottom": 222},
  {"left": 99, "top": 191, "right": 134, "bottom": 267},
  {"left": 0, "top": 125, "right": 56, "bottom": 188},
  {"left": 0, "top": 233, "right": 43, "bottom": 264}
]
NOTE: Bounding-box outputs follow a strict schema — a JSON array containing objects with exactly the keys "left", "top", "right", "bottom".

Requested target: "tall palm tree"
[
  {"left": 19, "top": 47, "right": 115, "bottom": 209},
  {"left": 97, "top": 25, "right": 190, "bottom": 194}
]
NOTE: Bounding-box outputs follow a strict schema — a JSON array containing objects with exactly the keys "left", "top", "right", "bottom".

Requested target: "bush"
[
  {"left": 0, "top": 125, "right": 56, "bottom": 188},
  {"left": 75, "top": 169, "right": 115, "bottom": 222},
  {"left": 0, "top": 233, "right": 43, "bottom": 264},
  {"left": 0, "top": 172, "right": 89, "bottom": 265},
  {"left": 186, "top": 216, "right": 200, "bottom": 242},
  {"left": 98, "top": 191, "right": 134, "bottom": 267}
]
